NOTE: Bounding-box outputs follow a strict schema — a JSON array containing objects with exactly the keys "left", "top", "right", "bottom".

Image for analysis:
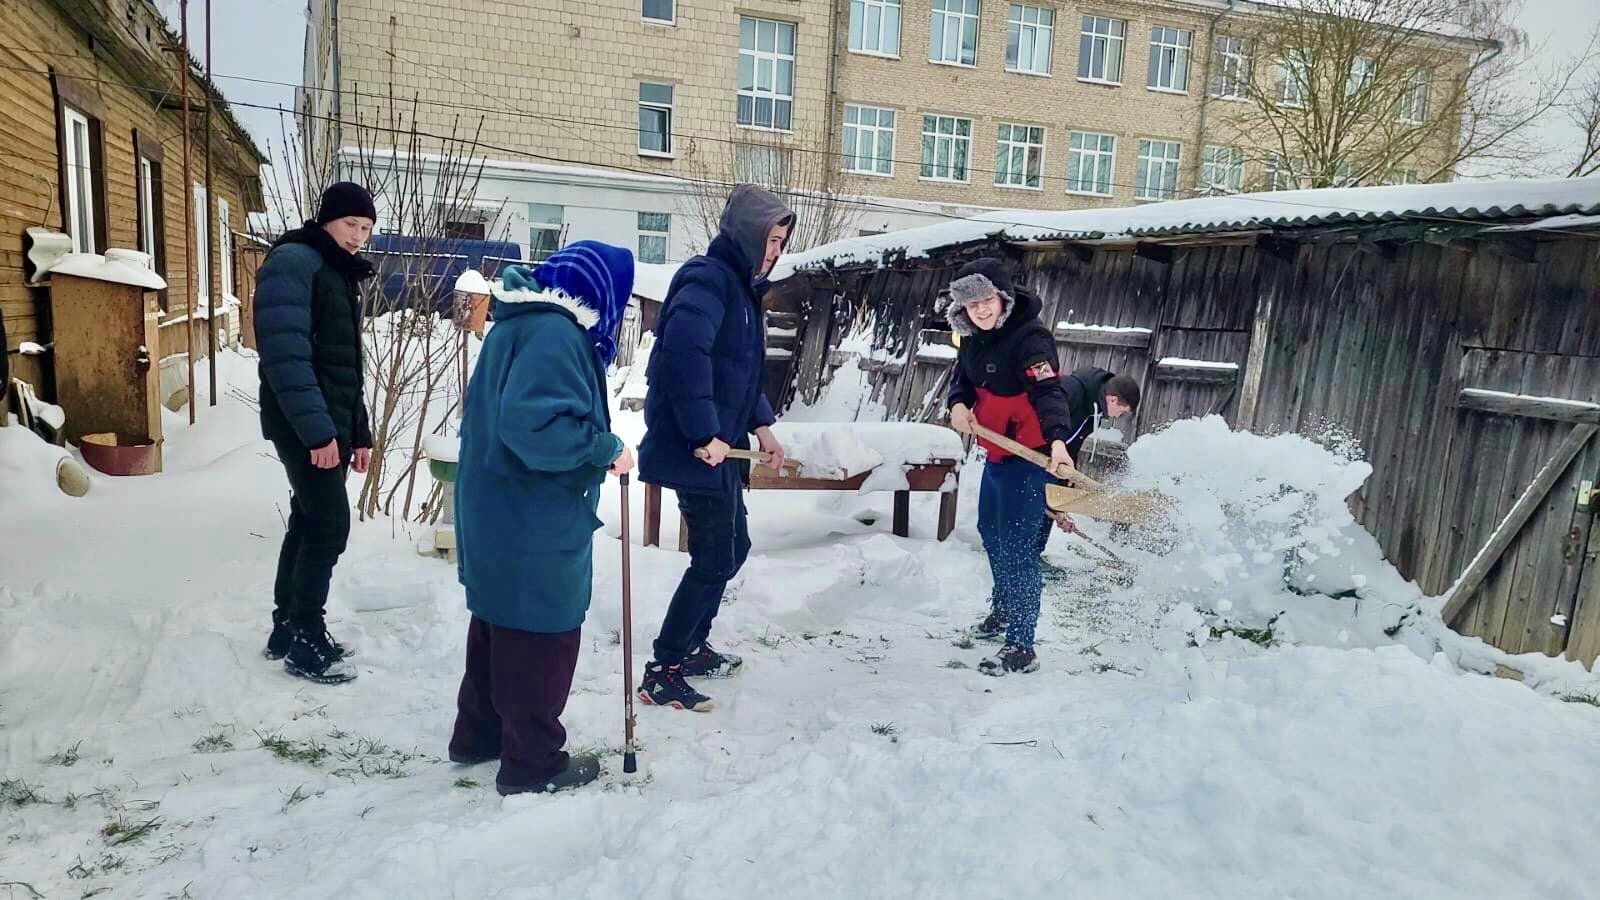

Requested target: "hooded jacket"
[
  {"left": 1059, "top": 367, "right": 1114, "bottom": 459},
  {"left": 255, "top": 223, "right": 376, "bottom": 451},
  {"left": 639, "top": 185, "right": 795, "bottom": 494},
  {"left": 946, "top": 284, "right": 1073, "bottom": 462}
]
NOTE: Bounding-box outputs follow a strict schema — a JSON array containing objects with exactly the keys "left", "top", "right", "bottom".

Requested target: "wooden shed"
[{"left": 762, "top": 179, "right": 1600, "bottom": 667}]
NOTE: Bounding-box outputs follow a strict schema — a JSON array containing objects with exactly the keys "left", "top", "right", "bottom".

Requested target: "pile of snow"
[
  {"left": 421, "top": 433, "right": 459, "bottom": 463},
  {"left": 773, "top": 422, "right": 964, "bottom": 490},
  {"left": 783, "top": 329, "right": 889, "bottom": 424},
  {"left": 617, "top": 333, "right": 653, "bottom": 404},
  {"left": 0, "top": 417, "right": 74, "bottom": 512}
]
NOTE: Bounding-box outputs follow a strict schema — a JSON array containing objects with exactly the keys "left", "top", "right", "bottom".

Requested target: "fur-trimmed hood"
[{"left": 490, "top": 284, "right": 601, "bottom": 329}]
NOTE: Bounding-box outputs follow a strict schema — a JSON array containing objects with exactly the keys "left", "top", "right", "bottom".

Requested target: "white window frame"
[
  {"left": 193, "top": 183, "right": 210, "bottom": 303},
  {"left": 1210, "top": 34, "right": 1250, "bottom": 100},
  {"left": 1135, "top": 139, "right": 1182, "bottom": 201},
  {"left": 994, "top": 123, "right": 1046, "bottom": 190},
  {"left": 1347, "top": 56, "right": 1376, "bottom": 98},
  {"left": 638, "top": 211, "right": 670, "bottom": 264},
  {"left": 735, "top": 145, "right": 792, "bottom": 184},
  {"left": 1066, "top": 131, "right": 1116, "bottom": 197},
  {"left": 1006, "top": 3, "right": 1053, "bottom": 76},
  {"left": 1267, "top": 155, "right": 1303, "bottom": 191},
  {"left": 1147, "top": 25, "right": 1193, "bottom": 94},
  {"left": 1200, "top": 146, "right": 1245, "bottom": 194},
  {"left": 929, "top": 0, "right": 980, "bottom": 68},
  {"left": 1399, "top": 68, "right": 1429, "bottom": 124},
  {"left": 63, "top": 107, "right": 97, "bottom": 254},
  {"left": 920, "top": 114, "right": 972, "bottom": 183},
  {"left": 529, "top": 203, "right": 564, "bottom": 261},
  {"left": 138, "top": 156, "right": 158, "bottom": 258},
  {"left": 218, "top": 197, "right": 234, "bottom": 297},
  {"left": 642, "top": 0, "right": 674, "bottom": 25},
  {"left": 1277, "top": 51, "right": 1309, "bottom": 108},
  {"left": 1078, "top": 15, "right": 1126, "bottom": 85},
  {"left": 738, "top": 17, "right": 796, "bottom": 132},
  {"left": 843, "top": 104, "right": 896, "bottom": 176},
  {"left": 639, "top": 81, "right": 675, "bottom": 157},
  {"left": 849, "top": 0, "right": 902, "bottom": 58},
  {"left": 1389, "top": 168, "right": 1421, "bottom": 186}
]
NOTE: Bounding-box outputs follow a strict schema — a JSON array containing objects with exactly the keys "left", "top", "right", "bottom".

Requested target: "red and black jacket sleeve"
[{"left": 1015, "top": 325, "right": 1073, "bottom": 445}]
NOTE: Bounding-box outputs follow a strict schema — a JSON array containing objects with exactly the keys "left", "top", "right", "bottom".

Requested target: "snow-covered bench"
[{"left": 642, "top": 422, "right": 965, "bottom": 549}]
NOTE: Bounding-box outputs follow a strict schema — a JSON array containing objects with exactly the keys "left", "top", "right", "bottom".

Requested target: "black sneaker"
[
  {"left": 321, "top": 626, "right": 353, "bottom": 662},
  {"left": 978, "top": 645, "right": 1039, "bottom": 677},
  {"left": 284, "top": 626, "right": 358, "bottom": 685},
  {"left": 496, "top": 753, "right": 601, "bottom": 796},
  {"left": 680, "top": 642, "right": 743, "bottom": 678},
  {"left": 637, "top": 662, "right": 714, "bottom": 712},
  {"left": 263, "top": 615, "right": 293, "bottom": 660},
  {"left": 971, "top": 611, "right": 1008, "bottom": 642}
]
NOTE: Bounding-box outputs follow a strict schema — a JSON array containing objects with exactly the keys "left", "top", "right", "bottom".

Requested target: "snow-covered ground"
[{"left": 3, "top": 350, "right": 1600, "bottom": 899}]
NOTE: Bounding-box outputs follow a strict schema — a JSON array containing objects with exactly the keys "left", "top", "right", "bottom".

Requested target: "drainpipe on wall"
[
  {"left": 821, "top": 0, "right": 845, "bottom": 244},
  {"left": 1190, "top": 0, "right": 1236, "bottom": 194}
]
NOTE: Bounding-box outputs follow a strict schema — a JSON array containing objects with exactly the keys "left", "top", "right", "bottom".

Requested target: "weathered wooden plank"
[
  {"left": 1441, "top": 423, "right": 1600, "bottom": 625},
  {"left": 1054, "top": 324, "right": 1152, "bottom": 348},
  {"left": 1456, "top": 388, "right": 1600, "bottom": 425}
]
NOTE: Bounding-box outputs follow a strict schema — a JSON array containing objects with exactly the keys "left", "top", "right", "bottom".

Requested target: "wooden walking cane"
[{"left": 619, "top": 474, "right": 638, "bottom": 775}]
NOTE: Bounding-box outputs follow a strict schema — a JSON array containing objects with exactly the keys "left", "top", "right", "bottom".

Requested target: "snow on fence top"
[
  {"left": 632, "top": 262, "right": 681, "bottom": 302},
  {"left": 769, "top": 178, "right": 1600, "bottom": 281},
  {"left": 1158, "top": 357, "right": 1241, "bottom": 370},
  {"left": 1460, "top": 388, "right": 1600, "bottom": 412}
]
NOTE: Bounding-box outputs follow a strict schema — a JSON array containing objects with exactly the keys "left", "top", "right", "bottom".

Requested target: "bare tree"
[
  {"left": 1568, "top": 52, "right": 1600, "bottom": 177},
  {"left": 680, "top": 124, "right": 863, "bottom": 253},
  {"left": 1211, "top": 0, "right": 1592, "bottom": 189}
]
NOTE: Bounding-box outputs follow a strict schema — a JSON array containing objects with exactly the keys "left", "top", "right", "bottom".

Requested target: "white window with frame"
[
  {"left": 639, "top": 82, "right": 674, "bottom": 156},
  {"left": 1347, "top": 56, "right": 1376, "bottom": 98},
  {"left": 1135, "top": 139, "right": 1181, "bottom": 200},
  {"left": 1200, "top": 146, "right": 1245, "bottom": 194},
  {"left": 1267, "top": 155, "right": 1303, "bottom": 191},
  {"left": 1006, "top": 4, "right": 1053, "bottom": 75},
  {"left": 1332, "top": 159, "right": 1358, "bottom": 187},
  {"left": 1399, "top": 69, "right": 1429, "bottom": 123},
  {"left": 642, "top": 0, "right": 673, "bottom": 25},
  {"left": 849, "top": 0, "right": 901, "bottom": 57},
  {"left": 1078, "top": 15, "right": 1125, "bottom": 84},
  {"left": 929, "top": 0, "right": 980, "bottom": 67},
  {"left": 1147, "top": 25, "right": 1192, "bottom": 93},
  {"left": 920, "top": 115, "right": 972, "bottom": 182},
  {"left": 1389, "top": 168, "right": 1421, "bottom": 185},
  {"left": 1066, "top": 131, "right": 1116, "bottom": 196},
  {"left": 735, "top": 144, "right": 792, "bottom": 184},
  {"left": 843, "top": 104, "right": 896, "bottom": 176},
  {"left": 1277, "top": 51, "right": 1309, "bottom": 107},
  {"left": 1210, "top": 35, "right": 1250, "bottom": 99},
  {"left": 193, "top": 183, "right": 210, "bottom": 302},
  {"left": 138, "top": 156, "right": 159, "bottom": 259},
  {"left": 995, "top": 123, "right": 1045, "bottom": 189},
  {"left": 218, "top": 198, "right": 235, "bottom": 298},
  {"left": 63, "top": 107, "right": 98, "bottom": 254},
  {"left": 738, "top": 17, "right": 795, "bottom": 131},
  {"left": 529, "top": 203, "right": 564, "bottom": 261},
  {"left": 638, "top": 212, "right": 670, "bottom": 264}
]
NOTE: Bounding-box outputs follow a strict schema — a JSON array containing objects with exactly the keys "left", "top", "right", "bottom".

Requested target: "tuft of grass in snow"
[
  {"left": 1080, "top": 642, "right": 1103, "bottom": 657},
  {"left": 280, "top": 785, "right": 316, "bottom": 814},
  {"left": 1210, "top": 612, "right": 1284, "bottom": 648},
  {"left": 1, "top": 778, "right": 49, "bottom": 808},
  {"left": 607, "top": 628, "right": 621, "bottom": 646},
  {"left": 101, "top": 815, "right": 162, "bottom": 846},
  {"left": 942, "top": 659, "right": 969, "bottom": 669},
  {"left": 756, "top": 627, "right": 784, "bottom": 649},
  {"left": 66, "top": 853, "right": 127, "bottom": 881},
  {"left": 453, "top": 777, "right": 480, "bottom": 789},
  {"left": 193, "top": 731, "right": 235, "bottom": 754},
  {"left": 870, "top": 722, "right": 898, "bottom": 737},
  {"left": 952, "top": 634, "right": 976, "bottom": 650},
  {"left": 256, "top": 731, "right": 331, "bottom": 767},
  {"left": 1560, "top": 693, "right": 1600, "bottom": 707},
  {"left": 44, "top": 740, "right": 83, "bottom": 767},
  {"left": 0, "top": 880, "right": 45, "bottom": 898}
]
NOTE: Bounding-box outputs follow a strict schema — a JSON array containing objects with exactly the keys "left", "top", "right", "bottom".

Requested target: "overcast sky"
[{"left": 171, "top": 0, "right": 1596, "bottom": 216}]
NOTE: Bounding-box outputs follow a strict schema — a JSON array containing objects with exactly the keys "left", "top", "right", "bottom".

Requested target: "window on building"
[
  {"left": 1006, "top": 4, "right": 1053, "bottom": 75},
  {"left": 529, "top": 203, "right": 564, "bottom": 261},
  {"left": 193, "top": 183, "right": 210, "bottom": 302},
  {"left": 849, "top": 0, "right": 901, "bottom": 56},
  {"left": 1332, "top": 159, "right": 1359, "bottom": 187},
  {"left": 638, "top": 212, "right": 670, "bottom": 264},
  {"left": 642, "top": 0, "right": 673, "bottom": 24},
  {"left": 1399, "top": 69, "right": 1430, "bottom": 123},
  {"left": 735, "top": 144, "right": 792, "bottom": 184},
  {"left": 218, "top": 198, "right": 235, "bottom": 297},
  {"left": 1066, "top": 131, "right": 1115, "bottom": 196},
  {"left": 1277, "top": 51, "right": 1309, "bottom": 107},
  {"left": 445, "top": 221, "right": 487, "bottom": 240},
  {"left": 1389, "top": 168, "right": 1422, "bottom": 185},
  {"left": 639, "top": 82, "right": 674, "bottom": 155},
  {"left": 1210, "top": 35, "right": 1250, "bottom": 99},
  {"left": 738, "top": 17, "right": 795, "bottom": 131},
  {"left": 133, "top": 130, "right": 165, "bottom": 276},
  {"left": 920, "top": 115, "right": 972, "bottom": 182},
  {"left": 1135, "top": 139, "right": 1181, "bottom": 200},
  {"left": 1147, "top": 25, "right": 1192, "bottom": 92},
  {"left": 1267, "top": 155, "right": 1303, "bottom": 191},
  {"left": 843, "top": 105, "right": 896, "bottom": 175},
  {"left": 1347, "top": 56, "right": 1376, "bottom": 98},
  {"left": 1200, "top": 146, "right": 1245, "bottom": 194},
  {"left": 1078, "top": 15, "right": 1125, "bottom": 83},
  {"left": 62, "top": 107, "right": 103, "bottom": 254},
  {"left": 929, "top": 0, "right": 980, "bottom": 66},
  {"left": 995, "top": 123, "right": 1045, "bottom": 189}
]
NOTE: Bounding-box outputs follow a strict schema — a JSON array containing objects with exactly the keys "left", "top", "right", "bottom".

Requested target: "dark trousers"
[
  {"left": 977, "top": 457, "right": 1055, "bottom": 649},
  {"left": 271, "top": 438, "right": 352, "bottom": 627},
  {"left": 449, "top": 615, "right": 583, "bottom": 787},
  {"left": 652, "top": 485, "right": 750, "bottom": 665}
]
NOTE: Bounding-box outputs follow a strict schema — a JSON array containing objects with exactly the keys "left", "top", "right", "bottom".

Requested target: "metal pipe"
[
  {"left": 205, "top": 0, "right": 217, "bottom": 405},
  {"left": 180, "top": 0, "right": 195, "bottom": 424}
]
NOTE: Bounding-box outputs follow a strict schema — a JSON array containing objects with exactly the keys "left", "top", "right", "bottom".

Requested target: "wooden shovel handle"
[
  {"left": 966, "top": 422, "right": 1103, "bottom": 491},
  {"left": 694, "top": 446, "right": 802, "bottom": 473}
]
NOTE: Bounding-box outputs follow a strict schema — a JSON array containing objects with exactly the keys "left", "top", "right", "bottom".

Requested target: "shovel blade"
[{"left": 1045, "top": 484, "right": 1162, "bottom": 527}]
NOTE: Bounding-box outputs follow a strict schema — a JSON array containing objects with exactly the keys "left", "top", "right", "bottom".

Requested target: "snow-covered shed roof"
[
  {"left": 771, "top": 178, "right": 1600, "bottom": 280},
  {"left": 632, "top": 262, "right": 681, "bottom": 303}
]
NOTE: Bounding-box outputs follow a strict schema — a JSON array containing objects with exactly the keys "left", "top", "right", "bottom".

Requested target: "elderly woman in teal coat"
[{"left": 446, "top": 241, "right": 635, "bottom": 796}]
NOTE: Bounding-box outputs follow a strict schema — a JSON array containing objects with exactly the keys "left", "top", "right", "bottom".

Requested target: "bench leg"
[
  {"left": 643, "top": 482, "right": 661, "bottom": 548},
  {"left": 893, "top": 490, "right": 910, "bottom": 538},
  {"left": 937, "top": 491, "right": 958, "bottom": 541}
]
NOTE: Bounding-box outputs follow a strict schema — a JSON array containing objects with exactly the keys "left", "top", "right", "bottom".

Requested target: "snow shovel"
[
  {"left": 619, "top": 474, "right": 639, "bottom": 775},
  {"left": 965, "top": 422, "right": 1158, "bottom": 527}
]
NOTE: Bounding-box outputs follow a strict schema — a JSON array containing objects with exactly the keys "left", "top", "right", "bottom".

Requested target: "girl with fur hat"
[{"left": 447, "top": 241, "right": 635, "bottom": 795}]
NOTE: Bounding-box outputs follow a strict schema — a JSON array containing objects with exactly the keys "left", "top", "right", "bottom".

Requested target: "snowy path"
[{"left": 2, "top": 364, "right": 1599, "bottom": 898}]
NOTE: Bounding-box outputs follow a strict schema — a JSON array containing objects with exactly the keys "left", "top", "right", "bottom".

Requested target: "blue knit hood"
[{"left": 493, "top": 241, "right": 635, "bottom": 365}]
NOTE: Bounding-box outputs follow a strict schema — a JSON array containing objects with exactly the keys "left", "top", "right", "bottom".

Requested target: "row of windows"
[{"left": 527, "top": 205, "right": 674, "bottom": 265}]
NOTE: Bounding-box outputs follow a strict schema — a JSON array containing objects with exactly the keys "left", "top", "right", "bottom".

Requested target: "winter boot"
[
  {"left": 978, "top": 645, "right": 1039, "bottom": 677},
  {"left": 319, "top": 625, "right": 354, "bottom": 662},
  {"left": 680, "top": 642, "right": 743, "bottom": 678},
  {"left": 638, "top": 662, "right": 715, "bottom": 712},
  {"left": 263, "top": 612, "right": 293, "bottom": 660},
  {"left": 971, "top": 610, "right": 1008, "bottom": 642},
  {"left": 496, "top": 753, "right": 601, "bottom": 796},
  {"left": 283, "top": 625, "right": 358, "bottom": 685}
]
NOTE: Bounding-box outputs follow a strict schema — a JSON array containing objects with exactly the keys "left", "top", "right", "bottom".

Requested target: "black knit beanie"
[{"left": 315, "top": 181, "right": 377, "bottom": 225}]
